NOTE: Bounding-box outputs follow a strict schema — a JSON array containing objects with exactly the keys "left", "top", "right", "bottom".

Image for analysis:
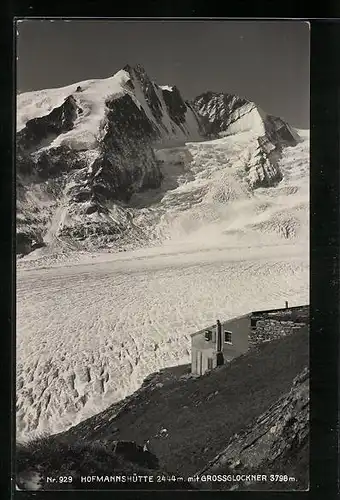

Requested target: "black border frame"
[
  {"left": 309, "top": 20, "right": 339, "bottom": 498},
  {"left": 2, "top": 14, "right": 339, "bottom": 500}
]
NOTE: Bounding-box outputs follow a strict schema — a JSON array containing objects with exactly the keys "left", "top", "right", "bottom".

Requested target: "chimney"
[
  {"left": 216, "top": 319, "right": 222, "bottom": 352},
  {"left": 285, "top": 301, "right": 289, "bottom": 309},
  {"left": 216, "top": 319, "right": 224, "bottom": 366}
]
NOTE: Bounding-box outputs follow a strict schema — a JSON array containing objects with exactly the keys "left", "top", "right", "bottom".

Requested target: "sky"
[{"left": 16, "top": 20, "right": 310, "bottom": 128}]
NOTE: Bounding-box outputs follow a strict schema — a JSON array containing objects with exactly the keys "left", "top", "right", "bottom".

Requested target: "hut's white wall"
[
  {"left": 191, "top": 314, "right": 250, "bottom": 375},
  {"left": 191, "top": 345, "right": 216, "bottom": 375},
  {"left": 221, "top": 315, "right": 249, "bottom": 359}
]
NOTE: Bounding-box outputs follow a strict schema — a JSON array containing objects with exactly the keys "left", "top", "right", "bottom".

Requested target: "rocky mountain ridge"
[{"left": 17, "top": 64, "right": 303, "bottom": 256}]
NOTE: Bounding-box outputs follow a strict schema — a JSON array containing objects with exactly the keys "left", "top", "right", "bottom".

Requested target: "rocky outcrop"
[
  {"left": 192, "top": 91, "right": 249, "bottom": 138},
  {"left": 192, "top": 91, "right": 298, "bottom": 146},
  {"left": 244, "top": 144, "right": 283, "bottom": 189},
  {"left": 192, "top": 91, "right": 299, "bottom": 190},
  {"left": 110, "top": 440, "right": 159, "bottom": 469},
  {"left": 124, "top": 64, "right": 164, "bottom": 124},
  {"left": 94, "top": 93, "right": 163, "bottom": 201},
  {"left": 17, "top": 90, "right": 163, "bottom": 197},
  {"left": 16, "top": 232, "right": 38, "bottom": 255},
  {"left": 197, "top": 367, "right": 309, "bottom": 490},
  {"left": 161, "top": 86, "right": 187, "bottom": 126},
  {"left": 18, "top": 145, "right": 87, "bottom": 180},
  {"left": 17, "top": 95, "right": 80, "bottom": 152}
]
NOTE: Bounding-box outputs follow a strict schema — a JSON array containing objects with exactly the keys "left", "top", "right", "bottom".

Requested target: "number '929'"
[{"left": 59, "top": 476, "right": 73, "bottom": 483}]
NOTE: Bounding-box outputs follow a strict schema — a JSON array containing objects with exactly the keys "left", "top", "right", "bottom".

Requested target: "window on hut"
[
  {"left": 224, "top": 331, "right": 232, "bottom": 343},
  {"left": 205, "top": 330, "right": 212, "bottom": 341}
]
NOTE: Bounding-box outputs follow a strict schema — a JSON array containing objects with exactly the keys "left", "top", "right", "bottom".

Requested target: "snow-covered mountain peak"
[
  {"left": 17, "top": 71, "right": 131, "bottom": 133},
  {"left": 16, "top": 65, "right": 307, "bottom": 259},
  {"left": 17, "top": 65, "right": 203, "bottom": 153}
]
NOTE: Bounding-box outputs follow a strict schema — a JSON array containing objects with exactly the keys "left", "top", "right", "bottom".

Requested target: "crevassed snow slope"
[
  {"left": 16, "top": 133, "right": 309, "bottom": 441},
  {"left": 129, "top": 129, "right": 309, "bottom": 248}
]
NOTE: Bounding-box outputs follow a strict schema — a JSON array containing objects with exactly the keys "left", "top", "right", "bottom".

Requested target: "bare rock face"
[
  {"left": 198, "top": 367, "right": 309, "bottom": 490},
  {"left": 192, "top": 91, "right": 249, "bottom": 138},
  {"left": 161, "top": 86, "right": 187, "bottom": 126},
  {"left": 124, "top": 64, "right": 164, "bottom": 124},
  {"left": 95, "top": 93, "right": 162, "bottom": 201},
  {"left": 17, "top": 95, "right": 79, "bottom": 152},
  {"left": 192, "top": 91, "right": 299, "bottom": 190},
  {"left": 192, "top": 91, "right": 298, "bottom": 147},
  {"left": 16, "top": 231, "right": 36, "bottom": 255}
]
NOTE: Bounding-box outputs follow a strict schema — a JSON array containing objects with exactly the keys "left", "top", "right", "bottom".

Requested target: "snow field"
[{"left": 17, "top": 245, "right": 308, "bottom": 441}]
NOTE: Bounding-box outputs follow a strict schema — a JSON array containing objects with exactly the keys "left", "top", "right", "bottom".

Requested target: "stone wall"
[
  {"left": 249, "top": 317, "right": 307, "bottom": 348},
  {"left": 249, "top": 305, "right": 309, "bottom": 348}
]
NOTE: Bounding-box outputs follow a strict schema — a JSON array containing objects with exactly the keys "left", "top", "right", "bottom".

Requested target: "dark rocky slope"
[
  {"left": 198, "top": 366, "right": 309, "bottom": 490},
  {"left": 16, "top": 437, "right": 194, "bottom": 491},
  {"left": 57, "top": 327, "right": 309, "bottom": 488}
]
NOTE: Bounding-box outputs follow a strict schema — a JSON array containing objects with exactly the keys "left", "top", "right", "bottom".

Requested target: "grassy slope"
[
  {"left": 16, "top": 437, "right": 195, "bottom": 491},
  {"left": 62, "top": 327, "right": 309, "bottom": 477}
]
